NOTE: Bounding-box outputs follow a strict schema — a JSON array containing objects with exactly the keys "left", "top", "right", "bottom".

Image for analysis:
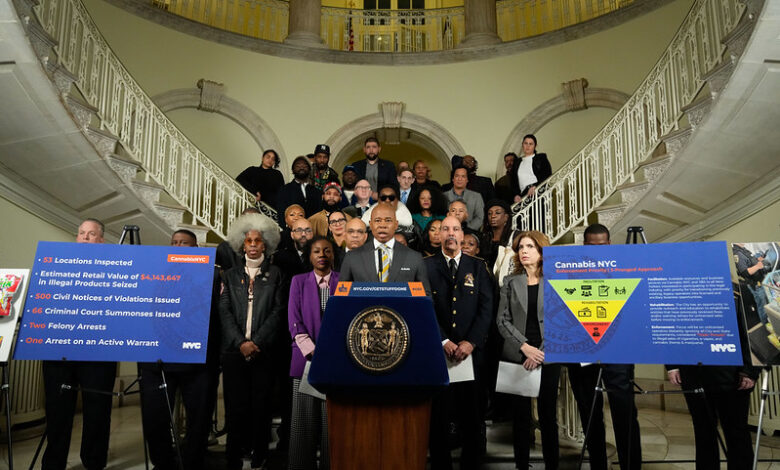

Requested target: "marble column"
[
  {"left": 458, "top": 0, "right": 501, "bottom": 48},
  {"left": 284, "top": 0, "right": 326, "bottom": 48}
]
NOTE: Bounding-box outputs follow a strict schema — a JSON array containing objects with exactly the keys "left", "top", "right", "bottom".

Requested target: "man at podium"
[
  {"left": 425, "top": 216, "right": 493, "bottom": 469},
  {"left": 340, "top": 204, "right": 430, "bottom": 293}
]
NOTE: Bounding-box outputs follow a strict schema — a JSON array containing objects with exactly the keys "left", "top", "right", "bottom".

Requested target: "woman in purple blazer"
[{"left": 288, "top": 236, "right": 339, "bottom": 470}]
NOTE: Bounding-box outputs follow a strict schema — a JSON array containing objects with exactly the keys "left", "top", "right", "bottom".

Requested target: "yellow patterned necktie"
[{"left": 379, "top": 244, "right": 389, "bottom": 282}]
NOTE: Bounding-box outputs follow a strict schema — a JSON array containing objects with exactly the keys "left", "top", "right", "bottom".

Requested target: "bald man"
[
  {"left": 345, "top": 218, "right": 368, "bottom": 252},
  {"left": 43, "top": 219, "right": 117, "bottom": 470},
  {"left": 339, "top": 204, "right": 430, "bottom": 292}
]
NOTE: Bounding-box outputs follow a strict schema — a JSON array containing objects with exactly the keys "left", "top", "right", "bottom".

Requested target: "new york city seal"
[{"left": 347, "top": 306, "right": 409, "bottom": 373}]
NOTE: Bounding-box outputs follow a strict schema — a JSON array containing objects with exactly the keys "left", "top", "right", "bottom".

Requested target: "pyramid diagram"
[{"left": 548, "top": 278, "right": 642, "bottom": 344}]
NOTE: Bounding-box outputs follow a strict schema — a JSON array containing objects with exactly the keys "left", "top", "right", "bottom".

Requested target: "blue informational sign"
[
  {"left": 14, "top": 241, "right": 216, "bottom": 363},
  {"left": 544, "top": 241, "right": 743, "bottom": 365}
]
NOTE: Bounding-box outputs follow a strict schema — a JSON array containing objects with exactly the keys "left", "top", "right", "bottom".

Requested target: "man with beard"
[
  {"left": 275, "top": 156, "right": 323, "bottom": 224},
  {"left": 494, "top": 153, "right": 517, "bottom": 204},
  {"left": 461, "top": 155, "right": 495, "bottom": 204},
  {"left": 351, "top": 137, "right": 396, "bottom": 199},
  {"left": 341, "top": 164, "right": 359, "bottom": 205},
  {"left": 310, "top": 144, "right": 340, "bottom": 191},
  {"left": 309, "top": 182, "right": 351, "bottom": 237},
  {"left": 425, "top": 216, "right": 493, "bottom": 470}
]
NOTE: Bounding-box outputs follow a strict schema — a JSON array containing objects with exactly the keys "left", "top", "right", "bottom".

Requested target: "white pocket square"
[{"left": 401, "top": 267, "right": 410, "bottom": 271}]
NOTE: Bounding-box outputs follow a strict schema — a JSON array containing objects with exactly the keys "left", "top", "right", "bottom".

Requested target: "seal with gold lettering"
[{"left": 347, "top": 306, "right": 409, "bottom": 373}]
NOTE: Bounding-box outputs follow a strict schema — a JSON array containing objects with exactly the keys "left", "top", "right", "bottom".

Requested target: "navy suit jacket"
[
  {"left": 351, "top": 158, "right": 397, "bottom": 191},
  {"left": 425, "top": 252, "right": 493, "bottom": 366},
  {"left": 339, "top": 241, "right": 430, "bottom": 293}
]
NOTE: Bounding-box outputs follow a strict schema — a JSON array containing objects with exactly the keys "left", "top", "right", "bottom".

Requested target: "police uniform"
[{"left": 425, "top": 252, "right": 493, "bottom": 470}]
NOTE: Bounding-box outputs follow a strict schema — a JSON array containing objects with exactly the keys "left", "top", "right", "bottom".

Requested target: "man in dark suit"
[
  {"left": 42, "top": 218, "right": 117, "bottom": 470},
  {"left": 350, "top": 137, "right": 396, "bottom": 199},
  {"left": 567, "top": 223, "right": 642, "bottom": 470},
  {"left": 425, "top": 216, "right": 493, "bottom": 470},
  {"left": 339, "top": 204, "right": 430, "bottom": 293},
  {"left": 275, "top": 156, "right": 322, "bottom": 223},
  {"left": 140, "top": 229, "right": 218, "bottom": 470}
]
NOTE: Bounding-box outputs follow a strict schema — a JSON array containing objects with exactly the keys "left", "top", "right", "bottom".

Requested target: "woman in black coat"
[
  {"left": 509, "top": 134, "right": 552, "bottom": 203},
  {"left": 510, "top": 134, "right": 552, "bottom": 232},
  {"left": 220, "top": 212, "right": 284, "bottom": 470}
]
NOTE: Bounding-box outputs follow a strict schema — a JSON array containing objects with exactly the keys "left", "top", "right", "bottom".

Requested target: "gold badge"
[
  {"left": 347, "top": 306, "right": 410, "bottom": 373},
  {"left": 463, "top": 273, "right": 475, "bottom": 287}
]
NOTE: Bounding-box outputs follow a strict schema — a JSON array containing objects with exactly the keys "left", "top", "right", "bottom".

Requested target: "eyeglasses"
[
  {"left": 328, "top": 218, "right": 346, "bottom": 225},
  {"left": 488, "top": 210, "right": 506, "bottom": 216},
  {"left": 347, "top": 229, "right": 366, "bottom": 235},
  {"left": 291, "top": 228, "right": 313, "bottom": 234},
  {"left": 379, "top": 194, "right": 396, "bottom": 201},
  {"left": 355, "top": 185, "right": 371, "bottom": 190}
]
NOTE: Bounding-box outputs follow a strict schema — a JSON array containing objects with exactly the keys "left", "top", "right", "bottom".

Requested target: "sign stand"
[
  {"left": 575, "top": 368, "right": 714, "bottom": 470},
  {"left": 752, "top": 367, "right": 774, "bottom": 470},
  {"left": 135, "top": 361, "right": 185, "bottom": 470},
  {"left": 1, "top": 362, "right": 13, "bottom": 470},
  {"left": 27, "top": 375, "right": 122, "bottom": 470}
]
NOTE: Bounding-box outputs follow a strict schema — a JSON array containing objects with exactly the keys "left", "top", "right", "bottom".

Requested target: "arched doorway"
[{"left": 327, "top": 103, "right": 465, "bottom": 183}]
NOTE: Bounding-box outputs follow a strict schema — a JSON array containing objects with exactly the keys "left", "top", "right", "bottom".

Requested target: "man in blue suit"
[{"left": 425, "top": 216, "right": 493, "bottom": 470}]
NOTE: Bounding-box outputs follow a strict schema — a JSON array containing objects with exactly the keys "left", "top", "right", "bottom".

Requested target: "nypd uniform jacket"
[{"left": 425, "top": 252, "right": 493, "bottom": 368}]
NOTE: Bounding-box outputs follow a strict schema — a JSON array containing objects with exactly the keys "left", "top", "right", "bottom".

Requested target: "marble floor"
[{"left": 2, "top": 405, "right": 780, "bottom": 469}]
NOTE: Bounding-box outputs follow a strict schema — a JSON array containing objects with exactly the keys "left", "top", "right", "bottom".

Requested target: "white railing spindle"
[
  {"left": 512, "top": 0, "right": 745, "bottom": 240},
  {"left": 35, "top": 0, "right": 257, "bottom": 238}
]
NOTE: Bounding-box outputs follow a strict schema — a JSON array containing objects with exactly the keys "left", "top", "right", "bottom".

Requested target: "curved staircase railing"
[
  {"left": 26, "top": 0, "right": 747, "bottom": 243},
  {"left": 32, "top": 0, "right": 257, "bottom": 239},
  {"left": 513, "top": 0, "right": 745, "bottom": 241}
]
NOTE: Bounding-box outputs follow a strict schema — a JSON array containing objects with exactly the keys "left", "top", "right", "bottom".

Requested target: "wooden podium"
[{"left": 309, "top": 282, "right": 448, "bottom": 470}]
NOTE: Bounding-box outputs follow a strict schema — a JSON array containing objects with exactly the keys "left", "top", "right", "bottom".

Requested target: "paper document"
[
  {"left": 299, "top": 361, "right": 326, "bottom": 400},
  {"left": 496, "top": 361, "right": 541, "bottom": 397},
  {"left": 446, "top": 355, "right": 475, "bottom": 383}
]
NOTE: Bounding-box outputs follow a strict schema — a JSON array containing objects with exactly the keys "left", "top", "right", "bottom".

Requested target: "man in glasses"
[
  {"left": 343, "top": 179, "right": 375, "bottom": 219},
  {"left": 308, "top": 182, "right": 351, "bottom": 237}
]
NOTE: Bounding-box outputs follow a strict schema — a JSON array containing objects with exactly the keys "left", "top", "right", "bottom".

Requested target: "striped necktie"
[{"left": 378, "top": 244, "right": 390, "bottom": 282}]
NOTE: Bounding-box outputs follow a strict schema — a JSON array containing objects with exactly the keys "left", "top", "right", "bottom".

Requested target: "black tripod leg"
[
  {"left": 160, "top": 368, "right": 185, "bottom": 470},
  {"left": 28, "top": 429, "right": 46, "bottom": 470},
  {"left": 578, "top": 367, "right": 604, "bottom": 470}
]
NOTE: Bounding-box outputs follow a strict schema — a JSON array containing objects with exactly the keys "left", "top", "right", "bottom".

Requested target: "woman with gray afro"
[{"left": 219, "top": 212, "right": 283, "bottom": 470}]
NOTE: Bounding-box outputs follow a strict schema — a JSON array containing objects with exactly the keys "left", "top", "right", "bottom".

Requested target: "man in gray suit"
[
  {"left": 340, "top": 204, "right": 431, "bottom": 293},
  {"left": 444, "top": 166, "right": 484, "bottom": 232}
]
